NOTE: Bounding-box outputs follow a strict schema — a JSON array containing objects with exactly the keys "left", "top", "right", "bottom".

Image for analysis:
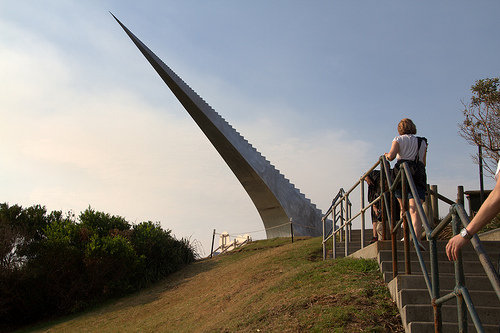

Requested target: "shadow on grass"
[{"left": 17, "top": 258, "right": 219, "bottom": 333}]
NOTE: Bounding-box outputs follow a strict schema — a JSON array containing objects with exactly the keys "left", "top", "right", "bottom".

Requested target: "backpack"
[{"left": 393, "top": 136, "right": 427, "bottom": 190}]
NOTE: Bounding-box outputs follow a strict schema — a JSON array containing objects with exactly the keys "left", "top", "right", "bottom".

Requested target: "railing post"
[
  {"left": 430, "top": 224, "right": 442, "bottom": 333},
  {"left": 360, "top": 177, "right": 365, "bottom": 248},
  {"left": 322, "top": 217, "right": 326, "bottom": 260},
  {"left": 339, "top": 203, "right": 344, "bottom": 243},
  {"left": 431, "top": 185, "right": 439, "bottom": 227},
  {"left": 425, "top": 184, "right": 433, "bottom": 227},
  {"left": 332, "top": 207, "right": 336, "bottom": 259},
  {"left": 210, "top": 229, "right": 216, "bottom": 258},
  {"left": 345, "top": 195, "right": 349, "bottom": 257},
  {"left": 457, "top": 185, "right": 464, "bottom": 207},
  {"left": 402, "top": 167, "right": 411, "bottom": 274},
  {"left": 381, "top": 167, "right": 387, "bottom": 241},
  {"left": 348, "top": 200, "right": 352, "bottom": 242},
  {"left": 451, "top": 206, "right": 466, "bottom": 332},
  {"left": 391, "top": 184, "right": 398, "bottom": 279}
]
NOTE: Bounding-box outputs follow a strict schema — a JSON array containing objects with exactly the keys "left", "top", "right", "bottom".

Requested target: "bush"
[
  {"left": 0, "top": 204, "right": 196, "bottom": 330},
  {"left": 131, "top": 222, "right": 195, "bottom": 285}
]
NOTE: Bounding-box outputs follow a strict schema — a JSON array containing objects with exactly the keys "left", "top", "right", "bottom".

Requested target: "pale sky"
[{"left": 1, "top": 1, "right": 499, "bottom": 256}]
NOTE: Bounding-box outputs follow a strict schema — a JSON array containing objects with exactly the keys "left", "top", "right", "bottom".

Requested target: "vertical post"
[
  {"left": 478, "top": 134, "right": 485, "bottom": 204},
  {"left": 332, "top": 208, "right": 336, "bottom": 259},
  {"left": 345, "top": 195, "right": 349, "bottom": 257},
  {"left": 348, "top": 201, "right": 352, "bottom": 241},
  {"left": 424, "top": 184, "right": 432, "bottom": 226},
  {"left": 391, "top": 181, "right": 398, "bottom": 279},
  {"left": 452, "top": 208, "right": 466, "bottom": 332},
  {"left": 430, "top": 217, "right": 442, "bottom": 333},
  {"left": 360, "top": 177, "right": 365, "bottom": 248},
  {"left": 210, "top": 229, "right": 216, "bottom": 258},
  {"left": 290, "top": 218, "right": 294, "bottom": 243},
  {"left": 322, "top": 217, "right": 326, "bottom": 260},
  {"left": 339, "top": 203, "right": 344, "bottom": 243},
  {"left": 380, "top": 166, "right": 387, "bottom": 240},
  {"left": 431, "top": 185, "right": 439, "bottom": 227},
  {"left": 402, "top": 167, "right": 411, "bottom": 275},
  {"left": 457, "top": 186, "right": 464, "bottom": 207}
]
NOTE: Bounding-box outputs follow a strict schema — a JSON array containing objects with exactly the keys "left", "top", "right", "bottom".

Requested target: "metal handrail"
[
  {"left": 381, "top": 157, "right": 500, "bottom": 332},
  {"left": 323, "top": 155, "right": 500, "bottom": 331},
  {"left": 322, "top": 159, "right": 383, "bottom": 259}
]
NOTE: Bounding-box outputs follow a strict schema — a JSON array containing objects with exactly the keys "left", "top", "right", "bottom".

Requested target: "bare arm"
[
  {"left": 384, "top": 141, "right": 399, "bottom": 161},
  {"left": 446, "top": 174, "right": 500, "bottom": 261}
]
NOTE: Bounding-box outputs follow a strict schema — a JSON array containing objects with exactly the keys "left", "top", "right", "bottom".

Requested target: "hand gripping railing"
[{"left": 380, "top": 157, "right": 500, "bottom": 333}]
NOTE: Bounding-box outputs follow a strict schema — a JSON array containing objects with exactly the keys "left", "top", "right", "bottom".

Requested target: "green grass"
[{"left": 22, "top": 237, "right": 403, "bottom": 332}]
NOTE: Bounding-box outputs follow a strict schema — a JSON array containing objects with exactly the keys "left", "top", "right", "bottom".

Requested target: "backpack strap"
[{"left": 414, "top": 136, "right": 428, "bottom": 164}]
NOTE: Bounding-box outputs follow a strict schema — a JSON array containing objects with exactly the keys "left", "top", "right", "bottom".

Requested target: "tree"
[{"left": 459, "top": 77, "right": 500, "bottom": 177}]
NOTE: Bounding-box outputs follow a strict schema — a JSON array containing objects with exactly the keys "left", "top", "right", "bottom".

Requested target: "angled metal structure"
[{"left": 112, "top": 14, "right": 323, "bottom": 238}]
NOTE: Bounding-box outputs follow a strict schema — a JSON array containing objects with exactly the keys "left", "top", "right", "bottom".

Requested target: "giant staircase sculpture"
[{"left": 112, "top": 14, "right": 323, "bottom": 238}]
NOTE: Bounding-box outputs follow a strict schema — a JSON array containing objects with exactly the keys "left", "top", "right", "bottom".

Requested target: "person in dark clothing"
[{"left": 365, "top": 170, "right": 382, "bottom": 244}]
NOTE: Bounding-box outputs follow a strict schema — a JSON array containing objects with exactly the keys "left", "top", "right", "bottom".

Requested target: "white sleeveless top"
[{"left": 393, "top": 134, "right": 427, "bottom": 162}]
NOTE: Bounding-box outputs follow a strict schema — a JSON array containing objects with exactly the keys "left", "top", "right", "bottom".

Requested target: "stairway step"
[
  {"left": 378, "top": 249, "right": 500, "bottom": 263},
  {"left": 390, "top": 273, "right": 498, "bottom": 292},
  {"left": 336, "top": 231, "right": 500, "bottom": 331},
  {"left": 376, "top": 240, "right": 500, "bottom": 255},
  {"left": 398, "top": 289, "right": 500, "bottom": 308},
  {"left": 408, "top": 321, "right": 500, "bottom": 333},
  {"left": 403, "top": 304, "right": 500, "bottom": 326},
  {"left": 380, "top": 260, "right": 489, "bottom": 275}
]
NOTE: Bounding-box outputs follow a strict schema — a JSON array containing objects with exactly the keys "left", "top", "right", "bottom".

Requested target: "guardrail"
[
  {"left": 322, "top": 159, "right": 381, "bottom": 259},
  {"left": 323, "top": 155, "right": 500, "bottom": 332}
]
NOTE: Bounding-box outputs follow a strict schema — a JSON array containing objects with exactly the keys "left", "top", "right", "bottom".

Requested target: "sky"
[{"left": 1, "top": 1, "right": 499, "bottom": 256}]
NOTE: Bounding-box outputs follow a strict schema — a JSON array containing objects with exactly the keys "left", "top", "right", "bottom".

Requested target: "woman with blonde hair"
[{"left": 384, "top": 118, "right": 428, "bottom": 250}]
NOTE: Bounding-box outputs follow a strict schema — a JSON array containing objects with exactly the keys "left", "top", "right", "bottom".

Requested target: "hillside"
[{"left": 26, "top": 237, "right": 403, "bottom": 332}]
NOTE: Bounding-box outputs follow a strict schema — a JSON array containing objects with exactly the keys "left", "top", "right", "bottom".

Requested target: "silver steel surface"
[{"left": 112, "top": 14, "right": 322, "bottom": 237}]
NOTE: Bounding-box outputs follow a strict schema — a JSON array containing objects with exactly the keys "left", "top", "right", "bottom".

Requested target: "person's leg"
[
  {"left": 408, "top": 198, "right": 422, "bottom": 241},
  {"left": 397, "top": 198, "right": 403, "bottom": 216},
  {"left": 396, "top": 197, "right": 405, "bottom": 240}
]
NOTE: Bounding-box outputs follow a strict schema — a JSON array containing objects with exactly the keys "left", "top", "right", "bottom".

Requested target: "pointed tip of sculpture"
[{"left": 109, "top": 12, "right": 120, "bottom": 23}]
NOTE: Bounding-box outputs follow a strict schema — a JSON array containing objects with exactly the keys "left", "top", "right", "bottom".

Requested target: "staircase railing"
[
  {"left": 322, "top": 155, "right": 500, "bottom": 332},
  {"left": 380, "top": 156, "right": 500, "bottom": 332},
  {"left": 322, "top": 159, "right": 380, "bottom": 259}
]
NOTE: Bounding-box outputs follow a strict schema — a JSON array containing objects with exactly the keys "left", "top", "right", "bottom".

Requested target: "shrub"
[
  {"left": 131, "top": 222, "right": 195, "bottom": 285},
  {"left": 0, "top": 203, "right": 196, "bottom": 330}
]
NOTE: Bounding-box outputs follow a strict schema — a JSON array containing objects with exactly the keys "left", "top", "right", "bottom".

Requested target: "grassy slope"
[{"left": 27, "top": 237, "right": 403, "bottom": 332}]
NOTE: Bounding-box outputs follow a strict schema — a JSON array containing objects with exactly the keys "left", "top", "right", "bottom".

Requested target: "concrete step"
[
  {"left": 325, "top": 249, "right": 358, "bottom": 258},
  {"left": 398, "top": 289, "right": 500, "bottom": 308},
  {"left": 342, "top": 230, "right": 500, "bottom": 332},
  {"left": 376, "top": 240, "right": 500, "bottom": 255},
  {"left": 409, "top": 321, "right": 500, "bottom": 333},
  {"left": 378, "top": 249, "right": 500, "bottom": 263},
  {"left": 380, "top": 260, "right": 488, "bottom": 277},
  {"left": 403, "top": 304, "right": 500, "bottom": 326},
  {"left": 390, "top": 273, "right": 498, "bottom": 292},
  {"left": 383, "top": 270, "right": 493, "bottom": 284}
]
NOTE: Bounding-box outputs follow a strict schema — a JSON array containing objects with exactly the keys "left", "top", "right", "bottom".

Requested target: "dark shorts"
[{"left": 394, "top": 186, "right": 426, "bottom": 201}]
